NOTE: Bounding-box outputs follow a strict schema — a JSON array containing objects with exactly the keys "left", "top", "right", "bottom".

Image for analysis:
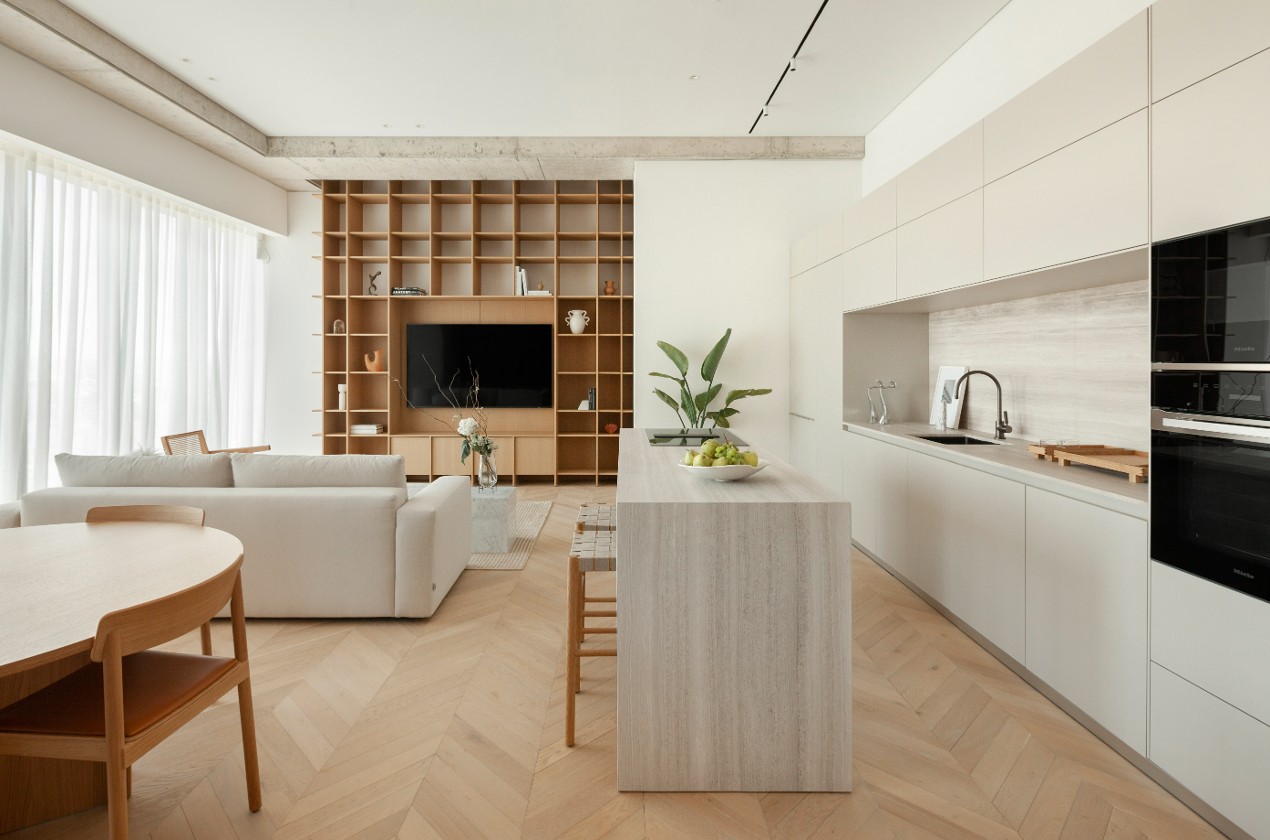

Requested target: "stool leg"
[
  {"left": 573, "top": 572, "right": 586, "bottom": 693},
  {"left": 565, "top": 559, "right": 580, "bottom": 747}
]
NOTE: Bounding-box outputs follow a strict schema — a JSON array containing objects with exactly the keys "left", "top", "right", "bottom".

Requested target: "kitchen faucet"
[
  {"left": 867, "top": 380, "right": 897, "bottom": 425},
  {"left": 954, "top": 370, "right": 1012, "bottom": 440}
]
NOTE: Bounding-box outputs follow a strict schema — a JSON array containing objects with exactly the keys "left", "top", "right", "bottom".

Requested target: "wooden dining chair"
[
  {"left": 161, "top": 430, "right": 271, "bottom": 456},
  {"left": 87, "top": 505, "right": 215, "bottom": 656},
  {"left": 0, "top": 557, "right": 261, "bottom": 840}
]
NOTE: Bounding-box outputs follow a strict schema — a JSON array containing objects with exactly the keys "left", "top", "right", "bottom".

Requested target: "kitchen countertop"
[{"left": 844, "top": 421, "right": 1148, "bottom": 519}]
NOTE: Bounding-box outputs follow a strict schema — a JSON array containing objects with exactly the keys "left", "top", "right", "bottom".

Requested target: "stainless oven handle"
[{"left": 1161, "top": 416, "right": 1270, "bottom": 441}]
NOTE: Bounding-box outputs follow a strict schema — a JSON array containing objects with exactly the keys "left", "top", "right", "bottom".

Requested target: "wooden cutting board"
[{"left": 1028, "top": 444, "right": 1148, "bottom": 483}]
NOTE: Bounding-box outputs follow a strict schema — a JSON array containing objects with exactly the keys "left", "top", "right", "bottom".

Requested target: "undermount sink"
[{"left": 913, "top": 434, "right": 1002, "bottom": 446}]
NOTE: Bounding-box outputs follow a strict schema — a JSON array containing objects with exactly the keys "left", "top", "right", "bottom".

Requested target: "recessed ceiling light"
[
  {"left": 206, "top": 76, "right": 217, "bottom": 82},
  {"left": 383, "top": 123, "right": 391, "bottom": 128},
  {"left": 180, "top": 57, "right": 191, "bottom": 63},
  {"left": 689, "top": 74, "right": 699, "bottom": 80}
]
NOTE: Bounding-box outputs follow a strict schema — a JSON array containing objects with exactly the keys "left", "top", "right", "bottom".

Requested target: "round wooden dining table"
[{"left": 0, "top": 521, "right": 244, "bottom": 832}]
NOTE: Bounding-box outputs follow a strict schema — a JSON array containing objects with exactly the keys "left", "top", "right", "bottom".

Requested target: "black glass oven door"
[{"left": 1151, "top": 429, "right": 1270, "bottom": 601}]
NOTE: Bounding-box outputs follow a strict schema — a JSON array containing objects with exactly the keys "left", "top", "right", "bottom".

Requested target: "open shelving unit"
[{"left": 318, "top": 179, "right": 635, "bottom": 484}]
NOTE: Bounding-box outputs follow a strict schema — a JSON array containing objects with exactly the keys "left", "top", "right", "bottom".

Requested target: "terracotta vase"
[
  {"left": 603, "top": 279, "right": 617, "bottom": 296},
  {"left": 364, "top": 349, "right": 384, "bottom": 372}
]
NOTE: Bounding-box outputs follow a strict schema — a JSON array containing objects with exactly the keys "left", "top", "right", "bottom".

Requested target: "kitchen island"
[{"left": 615, "top": 429, "right": 852, "bottom": 791}]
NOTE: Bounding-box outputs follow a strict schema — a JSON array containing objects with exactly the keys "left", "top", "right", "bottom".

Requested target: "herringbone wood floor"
[{"left": 8, "top": 484, "right": 1225, "bottom": 839}]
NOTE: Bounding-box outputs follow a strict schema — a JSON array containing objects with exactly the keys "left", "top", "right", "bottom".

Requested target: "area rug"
[{"left": 467, "top": 500, "right": 553, "bottom": 570}]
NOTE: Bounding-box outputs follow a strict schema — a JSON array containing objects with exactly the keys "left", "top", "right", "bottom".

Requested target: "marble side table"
[{"left": 471, "top": 486, "right": 517, "bottom": 553}]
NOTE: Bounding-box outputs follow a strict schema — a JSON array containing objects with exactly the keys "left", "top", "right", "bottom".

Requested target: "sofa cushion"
[
  {"left": 55, "top": 453, "right": 232, "bottom": 487},
  {"left": 230, "top": 453, "right": 406, "bottom": 491}
]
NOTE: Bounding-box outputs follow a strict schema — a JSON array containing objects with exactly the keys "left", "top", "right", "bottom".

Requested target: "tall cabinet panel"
[
  {"left": 320, "top": 179, "right": 635, "bottom": 484},
  {"left": 1150, "top": 0, "right": 1270, "bottom": 102},
  {"left": 789, "top": 256, "right": 844, "bottom": 493}
]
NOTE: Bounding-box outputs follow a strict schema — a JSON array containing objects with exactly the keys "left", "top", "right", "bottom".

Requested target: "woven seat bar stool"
[
  {"left": 566, "top": 508, "right": 617, "bottom": 747},
  {"left": 575, "top": 502, "right": 618, "bottom": 534}
]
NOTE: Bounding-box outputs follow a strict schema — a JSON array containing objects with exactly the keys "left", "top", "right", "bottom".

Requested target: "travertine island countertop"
[{"left": 615, "top": 429, "right": 852, "bottom": 792}]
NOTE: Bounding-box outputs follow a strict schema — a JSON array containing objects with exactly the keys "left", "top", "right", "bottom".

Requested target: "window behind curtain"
[{"left": 0, "top": 138, "right": 266, "bottom": 501}]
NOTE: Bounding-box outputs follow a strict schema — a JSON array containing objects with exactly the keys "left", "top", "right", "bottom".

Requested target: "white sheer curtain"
[{"left": 0, "top": 139, "right": 266, "bottom": 501}]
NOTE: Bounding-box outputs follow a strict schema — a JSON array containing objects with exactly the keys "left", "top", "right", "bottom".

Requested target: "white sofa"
[{"left": 0, "top": 453, "right": 471, "bottom": 618}]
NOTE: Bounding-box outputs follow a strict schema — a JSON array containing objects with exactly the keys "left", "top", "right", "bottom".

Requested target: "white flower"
[{"left": 457, "top": 417, "right": 479, "bottom": 437}]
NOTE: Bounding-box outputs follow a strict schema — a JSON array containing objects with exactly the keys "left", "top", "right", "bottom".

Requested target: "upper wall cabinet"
[
  {"left": 842, "top": 180, "right": 896, "bottom": 253},
  {"left": 896, "top": 122, "right": 983, "bottom": 225},
  {"left": 897, "top": 191, "right": 983, "bottom": 299},
  {"left": 1151, "top": 0, "right": 1270, "bottom": 102},
  {"left": 842, "top": 229, "right": 897, "bottom": 312},
  {"left": 984, "top": 12, "right": 1147, "bottom": 183},
  {"left": 1153, "top": 48, "right": 1270, "bottom": 242},
  {"left": 984, "top": 111, "right": 1148, "bottom": 280}
]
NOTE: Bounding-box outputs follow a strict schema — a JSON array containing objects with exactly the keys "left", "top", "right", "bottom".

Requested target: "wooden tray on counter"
[{"left": 1027, "top": 444, "right": 1148, "bottom": 483}]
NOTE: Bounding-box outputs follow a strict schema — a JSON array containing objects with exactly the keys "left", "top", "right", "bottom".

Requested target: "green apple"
[
  {"left": 741, "top": 451, "right": 759, "bottom": 467},
  {"left": 699, "top": 439, "right": 719, "bottom": 457}
]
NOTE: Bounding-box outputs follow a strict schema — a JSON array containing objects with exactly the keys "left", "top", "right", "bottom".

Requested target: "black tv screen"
[{"left": 406, "top": 324, "right": 554, "bottom": 409}]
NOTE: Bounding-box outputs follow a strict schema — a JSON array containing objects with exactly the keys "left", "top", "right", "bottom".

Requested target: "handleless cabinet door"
[
  {"left": 842, "top": 432, "right": 879, "bottom": 553},
  {"left": 873, "top": 440, "right": 909, "bottom": 575},
  {"left": 904, "top": 450, "right": 951, "bottom": 602},
  {"left": 1151, "top": 0, "right": 1270, "bottom": 102},
  {"left": 1153, "top": 48, "right": 1270, "bottom": 242},
  {"left": 984, "top": 12, "right": 1147, "bottom": 182},
  {"left": 896, "top": 122, "right": 983, "bottom": 226},
  {"left": 842, "top": 230, "right": 897, "bottom": 312},
  {"left": 984, "top": 110, "right": 1148, "bottom": 280},
  {"left": 945, "top": 462, "right": 1025, "bottom": 663},
  {"left": 896, "top": 190, "right": 984, "bottom": 300},
  {"left": 1025, "top": 488, "right": 1147, "bottom": 754},
  {"left": 843, "top": 180, "right": 897, "bottom": 253},
  {"left": 789, "top": 264, "right": 820, "bottom": 419}
]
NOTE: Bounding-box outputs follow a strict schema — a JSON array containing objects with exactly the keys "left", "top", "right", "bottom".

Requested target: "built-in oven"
[
  {"left": 1151, "top": 370, "right": 1270, "bottom": 602},
  {"left": 1152, "top": 217, "right": 1270, "bottom": 365}
]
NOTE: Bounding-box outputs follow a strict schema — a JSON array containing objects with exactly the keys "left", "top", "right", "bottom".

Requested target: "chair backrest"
[
  {"left": 86, "top": 505, "right": 206, "bottom": 526},
  {"left": 162, "top": 430, "right": 210, "bottom": 455},
  {"left": 90, "top": 557, "right": 243, "bottom": 661}
]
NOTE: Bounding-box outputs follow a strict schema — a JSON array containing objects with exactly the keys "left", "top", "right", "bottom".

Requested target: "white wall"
[
  {"left": 633, "top": 160, "right": 860, "bottom": 459},
  {"left": 0, "top": 43, "right": 286, "bottom": 234},
  {"left": 862, "top": 0, "right": 1152, "bottom": 193},
  {"left": 263, "top": 193, "right": 322, "bottom": 453}
]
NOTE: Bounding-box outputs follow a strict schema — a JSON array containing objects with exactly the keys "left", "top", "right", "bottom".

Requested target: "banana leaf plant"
[{"left": 650, "top": 328, "right": 772, "bottom": 430}]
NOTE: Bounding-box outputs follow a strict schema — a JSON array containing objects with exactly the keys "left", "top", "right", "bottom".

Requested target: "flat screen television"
[{"left": 405, "top": 323, "right": 554, "bottom": 409}]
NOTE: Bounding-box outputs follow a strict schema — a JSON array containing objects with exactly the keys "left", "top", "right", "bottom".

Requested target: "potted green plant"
[{"left": 650, "top": 328, "right": 771, "bottom": 431}]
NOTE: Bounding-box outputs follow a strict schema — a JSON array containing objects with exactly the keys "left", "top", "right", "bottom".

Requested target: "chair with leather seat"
[
  {"left": 87, "top": 505, "right": 215, "bottom": 655},
  {"left": 161, "top": 429, "right": 270, "bottom": 455},
  {"left": 0, "top": 556, "right": 262, "bottom": 840}
]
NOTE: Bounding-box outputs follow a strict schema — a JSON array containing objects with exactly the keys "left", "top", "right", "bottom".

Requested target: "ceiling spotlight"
[
  {"left": 206, "top": 76, "right": 217, "bottom": 82},
  {"left": 762, "top": 104, "right": 770, "bottom": 117},
  {"left": 788, "top": 58, "right": 797, "bottom": 72},
  {"left": 689, "top": 74, "right": 699, "bottom": 81},
  {"left": 180, "top": 57, "right": 191, "bottom": 63}
]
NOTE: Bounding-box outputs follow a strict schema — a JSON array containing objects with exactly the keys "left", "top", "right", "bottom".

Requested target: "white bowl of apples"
[{"left": 676, "top": 439, "right": 766, "bottom": 481}]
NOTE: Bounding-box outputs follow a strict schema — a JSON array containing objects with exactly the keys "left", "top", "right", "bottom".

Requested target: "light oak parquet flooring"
[{"left": 6, "top": 485, "right": 1226, "bottom": 840}]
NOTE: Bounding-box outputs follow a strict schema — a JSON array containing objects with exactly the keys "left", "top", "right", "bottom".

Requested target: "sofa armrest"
[
  {"left": 394, "top": 475, "right": 471, "bottom": 617},
  {"left": 0, "top": 501, "right": 19, "bottom": 529}
]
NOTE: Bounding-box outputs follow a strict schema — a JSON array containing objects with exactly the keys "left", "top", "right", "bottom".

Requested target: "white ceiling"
[{"left": 56, "top": 0, "right": 1009, "bottom": 138}]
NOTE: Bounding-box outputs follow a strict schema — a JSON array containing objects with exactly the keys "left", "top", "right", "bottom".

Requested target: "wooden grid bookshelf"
[{"left": 318, "top": 179, "right": 635, "bottom": 484}]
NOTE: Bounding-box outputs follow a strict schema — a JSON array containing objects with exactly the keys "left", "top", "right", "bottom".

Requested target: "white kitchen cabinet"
[
  {"left": 1026, "top": 488, "right": 1147, "bottom": 754},
  {"left": 842, "top": 431, "right": 879, "bottom": 554},
  {"left": 1153, "top": 48, "right": 1270, "bottom": 242},
  {"left": 815, "top": 212, "right": 845, "bottom": 266},
  {"left": 904, "top": 450, "right": 950, "bottom": 601},
  {"left": 1151, "top": 663, "right": 1270, "bottom": 840},
  {"left": 790, "top": 229, "right": 817, "bottom": 277},
  {"left": 789, "top": 263, "right": 821, "bottom": 419},
  {"left": 842, "top": 229, "right": 896, "bottom": 312},
  {"left": 897, "top": 122, "right": 983, "bottom": 225},
  {"left": 873, "top": 440, "right": 908, "bottom": 574},
  {"left": 984, "top": 110, "right": 1148, "bottom": 280},
  {"left": 789, "top": 258, "right": 844, "bottom": 494},
  {"left": 1152, "top": 561, "right": 1270, "bottom": 726},
  {"left": 789, "top": 412, "right": 817, "bottom": 480},
  {"left": 1151, "top": 0, "right": 1270, "bottom": 102},
  {"left": 945, "top": 462, "right": 1025, "bottom": 664},
  {"left": 984, "top": 12, "right": 1147, "bottom": 182},
  {"left": 842, "top": 179, "right": 897, "bottom": 253},
  {"left": 896, "top": 190, "right": 983, "bottom": 300}
]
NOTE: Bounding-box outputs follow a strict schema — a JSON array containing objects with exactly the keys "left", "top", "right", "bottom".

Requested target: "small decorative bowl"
[{"left": 677, "top": 463, "right": 767, "bottom": 482}]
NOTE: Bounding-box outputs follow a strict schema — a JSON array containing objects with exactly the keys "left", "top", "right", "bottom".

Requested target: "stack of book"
[
  {"left": 350, "top": 424, "right": 385, "bottom": 436},
  {"left": 391, "top": 286, "right": 427, "bottom": 296}
]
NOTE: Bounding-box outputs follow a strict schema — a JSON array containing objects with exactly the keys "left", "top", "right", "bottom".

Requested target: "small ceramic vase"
[
  {"left": 566, "top": 309, "right": 590, "bottom": 334},
  {"left": 364, "top": 349, "right": 384, "bottom": 372},
  {"left": 604, "top": 422, "right": 619, "bottom": 434},
  {"left": 603, "top": 279, "right": 617, "bottom": 296},
  {"left": 336, "top": 383, "right": 348, "bottom": 411}
]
